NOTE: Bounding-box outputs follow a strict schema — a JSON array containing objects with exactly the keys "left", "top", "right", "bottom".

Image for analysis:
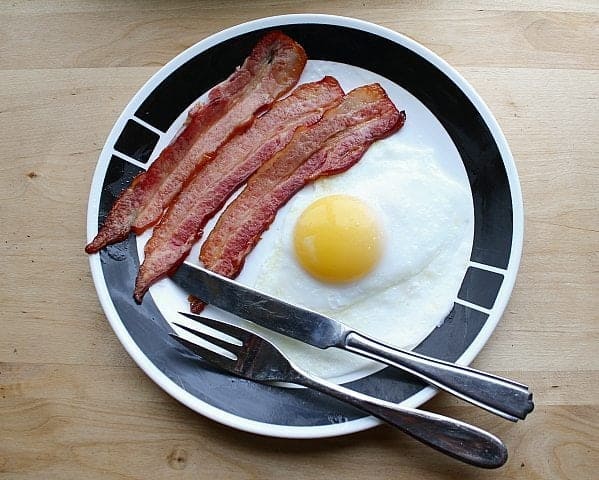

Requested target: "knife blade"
[
  {"left": 171, "top": 261, "right": 534, "bottom": 421},
  {"left": 171, "top": 261, "right": 350, "bottom": 349}
]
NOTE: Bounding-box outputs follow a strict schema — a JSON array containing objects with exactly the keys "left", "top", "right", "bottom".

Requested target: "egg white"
[{"left": 250, "top": 140, "right": 473, "bottom": 378}]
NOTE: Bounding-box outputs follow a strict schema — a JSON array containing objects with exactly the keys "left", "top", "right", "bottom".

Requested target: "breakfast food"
[
  {"left": 195, "top": 83, "right": 405, "bottom": 311},
  {"left": 86, "top": 32, "right": 416, "bottom": 323},
  {"left": 133, "top": 76, "right": 345, "bottom": 301},
  {"left": 250, "top": 140, "right": 473, "bottom": 378},
  {"left": 86, "top": 29, "right": 478, "bottom": 383},
  {"left": 85, "top": 31, "right": 307, "bottom": 254}
]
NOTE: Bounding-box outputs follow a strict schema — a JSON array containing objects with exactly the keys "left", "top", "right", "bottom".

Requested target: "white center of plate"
[{"left": 137, "top": 60, "right": 474, "bottom": 384}]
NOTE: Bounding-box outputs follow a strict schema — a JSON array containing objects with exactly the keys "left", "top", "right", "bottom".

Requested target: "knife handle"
[{"left": 344, "top": 332, "right": 534, "bottom": 421}]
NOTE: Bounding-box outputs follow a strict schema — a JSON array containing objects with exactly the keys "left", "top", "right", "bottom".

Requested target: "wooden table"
[{"left": 1, "top": 1, "right": 597, "bottom": 478}]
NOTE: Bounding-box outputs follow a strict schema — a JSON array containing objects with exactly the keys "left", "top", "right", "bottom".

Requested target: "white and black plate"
[{"left": 87, "top": 15, "right": 523, "bottom": 438}]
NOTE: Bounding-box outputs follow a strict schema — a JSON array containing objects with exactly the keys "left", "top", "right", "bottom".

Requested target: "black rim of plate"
[{"left": 88, "top": 16, "right": 522, "bottom": 437}]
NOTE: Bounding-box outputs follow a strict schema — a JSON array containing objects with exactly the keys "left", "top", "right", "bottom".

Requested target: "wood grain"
[{"left": 1, "top": 1, "right": 597, "bottom": 478}]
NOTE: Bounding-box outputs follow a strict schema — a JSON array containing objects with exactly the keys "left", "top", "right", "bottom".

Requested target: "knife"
[{"left": 171, "top": 261, "right": 534, "bottom": 421}]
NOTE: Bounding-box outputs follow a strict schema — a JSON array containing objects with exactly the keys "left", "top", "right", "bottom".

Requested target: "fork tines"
[
  {"left": 168, "top": 332, "right": 234, "bottom": 371},
  {"left": 178, "top": 311, "right": 253, "bottom": 342},
  {"left": 170, "top": 313, "right": 255, "bottom": 368}
]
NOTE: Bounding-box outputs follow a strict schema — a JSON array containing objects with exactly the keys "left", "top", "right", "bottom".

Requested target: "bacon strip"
[
  {"left": 197, "top": 84, "right": 405, "bottom": 309},
  {"left": 133, "top": 77, "right": 344, "bottom": 301},
  {"left": 85, "top": 31, "right": 307, "bottom": 254}
]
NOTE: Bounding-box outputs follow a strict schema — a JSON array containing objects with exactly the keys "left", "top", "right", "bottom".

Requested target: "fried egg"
[{"left": 249, "top": 140, "right": 473, "bottom": 380}]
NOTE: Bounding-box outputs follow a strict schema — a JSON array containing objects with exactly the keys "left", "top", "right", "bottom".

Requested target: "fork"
[{"left": 169, "top": 316, "right": 508, "bottom": 468}]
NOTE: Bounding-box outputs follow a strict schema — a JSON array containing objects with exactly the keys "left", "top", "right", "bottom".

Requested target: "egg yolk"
[{"left": 293, "top": 195, "right": 382, "bottom": 283}]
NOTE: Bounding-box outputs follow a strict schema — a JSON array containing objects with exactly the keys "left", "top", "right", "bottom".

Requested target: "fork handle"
[
  {"left": 296, "top": 371, "right": 507, "bottom": 469},
  {"left": 344, "top": 332, "right": 534, "bottom": 421}
]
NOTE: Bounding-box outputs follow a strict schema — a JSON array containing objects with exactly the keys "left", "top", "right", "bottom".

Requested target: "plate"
[{"left": 87, "top": 14, "right": 523, "bottom": 438}]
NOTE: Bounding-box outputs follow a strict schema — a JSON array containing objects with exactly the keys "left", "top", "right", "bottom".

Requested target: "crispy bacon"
[
  {"left": 133, "top": 77, "right": 345, "bottom": 301},
  {"left": 85, "top": 31, "right": 307, "bottom": 254},
  {"left": 197, "top": 84, "right": 405, "bottom": 310}
]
